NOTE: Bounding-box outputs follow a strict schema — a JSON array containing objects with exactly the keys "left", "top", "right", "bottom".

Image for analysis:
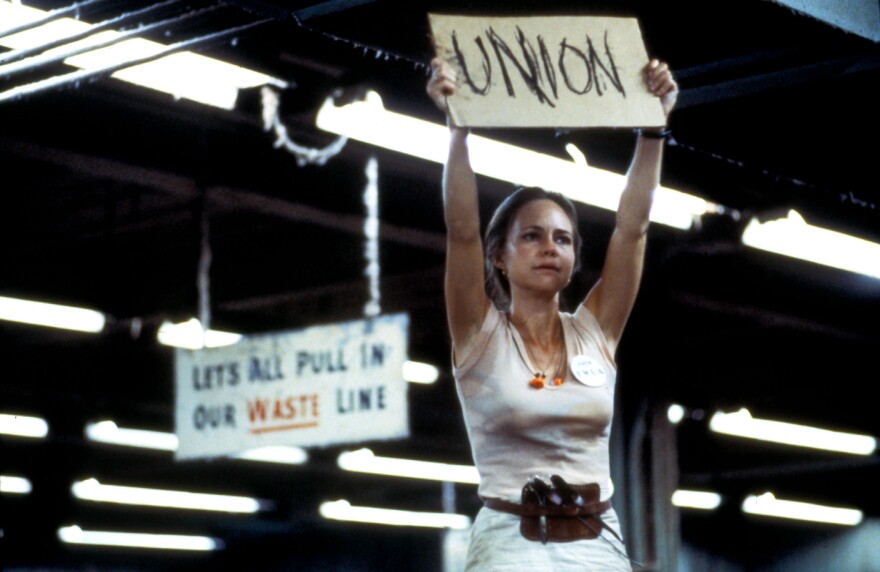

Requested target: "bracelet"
[{"left": 635, "top": 128, "right": 672, "bottom": 140}]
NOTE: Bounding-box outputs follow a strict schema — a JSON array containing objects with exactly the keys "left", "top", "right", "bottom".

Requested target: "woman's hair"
[{"left": 484, "top": 187, "right": 582, "bottom": 310}]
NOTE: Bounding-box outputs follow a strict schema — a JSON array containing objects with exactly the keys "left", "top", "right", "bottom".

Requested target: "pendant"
[{"left": 529, "top": 374, "right": 546, "bottom": 389}]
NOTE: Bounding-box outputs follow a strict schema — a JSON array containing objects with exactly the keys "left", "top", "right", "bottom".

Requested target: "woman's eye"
[
  {"left": 555, "top": 235, "right": 572, "bottom": 245},
  {"left": 522, "top": 232, "right": 538, "bottom": 241}
]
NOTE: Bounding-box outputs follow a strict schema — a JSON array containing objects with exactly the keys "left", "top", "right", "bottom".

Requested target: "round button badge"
[{"left": 569, "top": 354, "right": 607, "bottom": 387}]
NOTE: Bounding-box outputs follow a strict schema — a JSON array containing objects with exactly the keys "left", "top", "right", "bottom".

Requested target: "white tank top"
[{"left": 453, "top": 304, "right": 618, "bottom": 501}]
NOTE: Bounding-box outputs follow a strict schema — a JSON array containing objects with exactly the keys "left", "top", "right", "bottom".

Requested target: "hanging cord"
[
  {"left": 668, "top": 137, "right": 878, "bottom": 217},
  {"left": 362, "top": 156, "right": 380, "bottom": 317},
  {"left": 260, "top": 86, "right": 348, "bottom": 166},
  {"left": 197, "top": 192, "right": 212, "bottom": 345},
  {"left": 291, "top": 13, "right": 431, "bottom": 75}
]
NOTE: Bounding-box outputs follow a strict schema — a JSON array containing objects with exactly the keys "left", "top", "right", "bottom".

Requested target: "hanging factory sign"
[
  {"left": 428, "top": 14, "right": 666, "bottom": 128},
  {"left": 174, "top": 314, "right": 409, "bottom": 460}
]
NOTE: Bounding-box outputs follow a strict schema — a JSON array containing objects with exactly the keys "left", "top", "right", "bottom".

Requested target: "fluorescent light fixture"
[
  {"left": 316, "top": 92, "right": 711, "bottom": 230},
  {"left": 667, "top": 403, "right": 686, "bottom": 424},
  {"left": 742, "top": 210, "right": 880, "bottom": 279},
  {"left": 85, "top": 420, "right": 307, "bottom": 464},
  {"left": 235, "top": 446, "right": 308, "bottom": 465},
  {"left": 709, "top": 408, "right": 876, "bottom": 456},
  {"left": 338, "top": 448, "right": 480, "bottom": 484},
  {"left": 402, "top": 360, "right": 440, "bottom": 384},
  {"left": 0, "top": 295, "right": 105, "bottom": 333},
  {"left": 742, "top": 492, "right": 863, "bottom": 526},
  {"left": 157, "top": 318, "right": 242, "bottom": 350},
  {"left": 58, "top": 524, "right": 222, "bottom": 551},
  {"left": 86, "top": 420, "right": 178, "bottom": 451},
  {"left": 72, "top": 478, "right": 261, "bottom": 513},
  {"left": 672, "top": 489, "right": 722, "bottom": 510},
  {"left": 319, "top": 499, "right": 471, "bottom": 529},
  {"left": 1, "top": 475, "right": 33, "bottom": 495},
  {"left": 0, "top": 3, "right": 282, "bottom": 109},
  {"left": 0, "top": 413, "right": 49, "bottom": 438}
]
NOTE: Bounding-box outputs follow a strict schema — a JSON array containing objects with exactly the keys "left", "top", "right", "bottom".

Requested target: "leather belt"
[{"left": 482, "top": 496, "right": 612, "bottom": 517}]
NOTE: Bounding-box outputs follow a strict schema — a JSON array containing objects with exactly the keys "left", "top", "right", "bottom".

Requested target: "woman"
[{"left": 427, "top": 55, "right": 678, "bottom": 570}]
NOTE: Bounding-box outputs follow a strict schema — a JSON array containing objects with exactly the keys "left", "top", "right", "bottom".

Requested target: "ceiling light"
[
  {"left": 58, "top": 524, "right": 222, "bottom": 551},
  {"left": 72, "top": 478, "right": 262, "bottom": 513},
  {"left": 0, "top": 3, "right": 282, "bottom": 109},
  {"left": 157, "top": 318, "right": 242, "bottom": 350},
  {"left": 709, "top": 408, "right": 876, "bottom": 455},
  {"left": 0, "top": 295, "right": 105, "bottom": 333},
  {"left": 1, "top": 475, "right": 32, "bottom": 495},
  {"left": 235, "top": 446, "right": 308, "bottom": 465},
  {"left": 671, "top": 489, "right": 722, "bottom": 510},
  {"left": 742, "top": 210, "right": 880, "bottom": 279},
  {"left": 337, "top": 448, "right": 480, "bottom": 484},
  {"left": 0, "top": 413, "right": 49, "bottom": 438},
  {"left": 85, "top": 420, "right": 307, "bottom": 464},
  {"left": 85, "top": 420, "right": 177, "bottom": 451},
  {"left": 316, "top": 92, "right": 711, "bottom": 231},
  {"left": 667, "top": 403, "right": 686, "bottom": 424},
  {"left": 319, "top": 499, "right": 471, "bottom": 530},
  {"left": 402, "top": 360, "right": 440, "bottom": 384},
  {"left": 742, "top": 492, "right": 863, "bottom": 526}
]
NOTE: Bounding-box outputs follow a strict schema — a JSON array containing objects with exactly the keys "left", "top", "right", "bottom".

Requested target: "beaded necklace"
[{"left": 506, "top": 314, "right": 566, "bottom": 389}]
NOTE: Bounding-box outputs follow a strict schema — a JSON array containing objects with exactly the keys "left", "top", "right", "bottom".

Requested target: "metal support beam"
[
  {"left": 0, "top": 0, "right": 185, "bottom": 65},
  {"left": 0, "top": 17, "right": 270, "bottom": 104},
  {"left": 677, "top": 49, "right": 880, "bottom": 108},
  {"left": 0, "top": 0, "right": 111, "bottom": 40},
  {"left": 0, "top": 5, "right": 222, "bottom": 81}
]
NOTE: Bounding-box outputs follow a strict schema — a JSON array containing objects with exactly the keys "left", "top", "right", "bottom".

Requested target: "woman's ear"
[{"left": 492, "top": 251, "right": 506, "bottom": 274}]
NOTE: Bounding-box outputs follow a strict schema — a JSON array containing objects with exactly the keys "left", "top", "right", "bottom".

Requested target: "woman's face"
[{"left": 494, "top": 199, "right": 576, "bottom": 298}]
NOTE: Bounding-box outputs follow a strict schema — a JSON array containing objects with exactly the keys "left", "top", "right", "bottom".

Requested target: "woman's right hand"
[{"left": 427, "top": 57, "right": 457, "bottom": 114}]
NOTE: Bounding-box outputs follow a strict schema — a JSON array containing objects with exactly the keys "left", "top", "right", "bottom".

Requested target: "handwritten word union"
[{"left": 451, "top": 27, "right": 625, "bottom": 106}]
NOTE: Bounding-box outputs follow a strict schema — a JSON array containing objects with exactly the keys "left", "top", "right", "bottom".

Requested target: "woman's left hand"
[{"left": 644, "top": 59, "right": 678, "bottom": 119}]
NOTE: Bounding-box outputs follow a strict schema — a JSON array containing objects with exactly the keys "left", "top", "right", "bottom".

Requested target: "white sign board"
[
  {"left": 428, "top": 14, "right": 666, "bottom": 128},
  {"left": 174, "top": 314, "right": 409, "bottom": 460}
]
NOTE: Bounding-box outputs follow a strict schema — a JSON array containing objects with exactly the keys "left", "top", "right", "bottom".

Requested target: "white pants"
[{"left": 465, "top": 505, "right": 633, "bottom": 572}]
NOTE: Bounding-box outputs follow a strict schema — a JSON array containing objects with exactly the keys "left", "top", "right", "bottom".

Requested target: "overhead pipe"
[
  {"left": 0, "top": 0, "right": 111, "bottom": 40},
  {"left": 0, "top": 0, "right": 184, "bottom": 65},
  {"left": 0, "top": 4, "right": 222, "bottom": 81},
  {"left": 0, "top": 17, "right": 271, "bottom": 104}
]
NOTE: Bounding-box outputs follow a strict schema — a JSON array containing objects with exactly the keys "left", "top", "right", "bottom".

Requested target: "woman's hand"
[
  {"left": 427, "top": 57, "right": 457, "bottom": 115},
  {"left": 644, "top": 59, "right": 678, "bottom": 120}
]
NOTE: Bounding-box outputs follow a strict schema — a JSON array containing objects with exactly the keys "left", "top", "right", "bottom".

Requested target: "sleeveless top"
[{"left": 453, "top": 304, "right": 618, "bottom": 502}]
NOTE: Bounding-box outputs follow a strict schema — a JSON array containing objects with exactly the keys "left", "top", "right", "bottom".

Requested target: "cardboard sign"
[
  {"left": 428, "top": 14, "right": 666, "bottom": 128},
  {"left": 174, "top": 314, "right": 409, "bottom": 460}
]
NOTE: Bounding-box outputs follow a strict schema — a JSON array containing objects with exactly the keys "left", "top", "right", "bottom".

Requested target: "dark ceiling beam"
[
  {"left": 0, "top": 137, "right": 444, "bottom": 253},
  {"left": 218, "top": 0, "right": 378, "bottom": 22},
  {"left": 677, "top": 49, "right": 880, "bottom": 108},
  {"left": 683, "top": 455, "right": 879, "bottom": 484},
  {"left": 208, "top": 185, "right": 445, "bottom": 252},
  {"left": 293, "top": 0, "right": 378, "bottom": 21},
  {"left": 0, "top": 137, "right": 199, "bottom": 196},
  {"left": 671, "top": 292, "right": 877, "bottom": 344},
  {"left": 218, "top": 264, "right": 443, "bottom": 314}
]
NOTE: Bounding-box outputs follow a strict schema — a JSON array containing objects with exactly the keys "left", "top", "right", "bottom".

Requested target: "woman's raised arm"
[
  {"left": 584, "top": 59, "right": 678, "bottom": 356},
  {"left": 427, "top": 58, "right": 490, "bottom": 355}
]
